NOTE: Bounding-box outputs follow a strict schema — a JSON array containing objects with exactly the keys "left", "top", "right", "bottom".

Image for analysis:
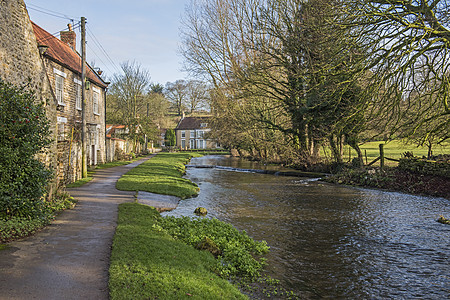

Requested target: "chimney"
[{"left": 60, "top": 23, "right": 76, "bottom": 50}]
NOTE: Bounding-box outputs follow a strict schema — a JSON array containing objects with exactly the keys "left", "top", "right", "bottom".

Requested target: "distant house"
[
  {"left": 32, "top": 22, "right": 109, "bottom": 184},
  {"left": 105, "top": 124, "right": 146, "bottom": 159},
  {"left": 175, "top": 116, "right": 220, "bottom": 149}
]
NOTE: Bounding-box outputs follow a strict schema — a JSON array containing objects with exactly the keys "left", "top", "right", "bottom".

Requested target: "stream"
[{"left": 162, "top": 155, "right": 450, "bottom": 298}]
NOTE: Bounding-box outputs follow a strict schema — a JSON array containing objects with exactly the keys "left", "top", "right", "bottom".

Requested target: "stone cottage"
[
  {"left": 175, "top": 116, "right": 220, "bottom": 150},
  {"left": 0, "top": 0, "right": 58, "bottom": 193},
  {"left": 32, "top": 22, "right": 109, "bottom": 184}
]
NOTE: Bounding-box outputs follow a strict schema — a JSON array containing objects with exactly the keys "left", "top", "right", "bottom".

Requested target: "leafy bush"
[
  {"left": 157, "top": 216, "right": 269, "bottom": 280},
  {"left": 0, "top": 216, "right": 49, "bottom": 243},
  {"left": 398, "top": 157, "right": 450, "bottom": 178},
  {"left": 0, "top": 191, "right": 77, "bottom": 243},
  {"left": 0, "top": 81, "right": 53, "bottom": 219}
]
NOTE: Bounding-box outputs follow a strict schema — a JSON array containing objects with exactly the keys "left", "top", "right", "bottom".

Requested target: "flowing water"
[{"left": 163, "top": 155, "right": 450, "bottom": 298}]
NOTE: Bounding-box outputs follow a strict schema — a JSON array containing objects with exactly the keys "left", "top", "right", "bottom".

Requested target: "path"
[{"left": 0, "top": 156, "right": 154, "bottom": 300}]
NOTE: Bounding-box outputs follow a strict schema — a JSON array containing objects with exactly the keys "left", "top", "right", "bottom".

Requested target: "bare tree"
[
  {"left": 186, "top": 80, "right": 210, "bottom": 113},
  {"left": 108, "top": 61, "right": 151, "bottom": 124},
  {"left": 343, "top": 0, "right": 450, "bottom": 143},
  {"left": 107, "top": 61, "right": 152, "bottom": 152},
  {"left": 165, "top": 80, "right": 188, "bottom": 116}
]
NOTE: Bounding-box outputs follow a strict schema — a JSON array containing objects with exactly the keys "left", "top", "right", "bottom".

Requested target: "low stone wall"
[{"left": 398, "top": 158, "right": 450, "bottom": 178}]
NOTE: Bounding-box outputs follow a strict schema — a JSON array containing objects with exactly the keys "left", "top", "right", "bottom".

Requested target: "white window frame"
[
  {"left": 190, "top": 139, "right": 195, "bottom": 149},
  {"left": 181, "top": 139, "right": 186, "bottom": 149},
  {"left": 93, "top": 90, "right": 99, "bottom": 115},
  {"left": 181, "top": 131, "right": 186, "bottom": 138},
  {"left": 197, "top": 139, "right": 205, "bottom": 149},
  {"left": 54, "top": 69, "right": 66, "bottom": 105},
  {"left": 74, "top": 78, "right": 82, "bottom": 110},
  {"left": 57, "top": 116, "right": 67, "bottom": 141}
]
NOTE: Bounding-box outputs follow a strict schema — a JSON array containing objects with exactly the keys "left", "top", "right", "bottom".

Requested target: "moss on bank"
[{"left": 109, "top": 203, "right": 247, "bottom": 299}]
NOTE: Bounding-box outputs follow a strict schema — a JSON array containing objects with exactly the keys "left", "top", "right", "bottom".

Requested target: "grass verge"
[
  {"left": 116, "top": 152, "right": 201, "bottom": 199},
  {"left": 95, "top": 156, "right": 145, "bottom": 169},
  {"left": 109, "top": 203, "right": 247, "bottom": 299},
  {"left": 66, "top": 156, "right": 150, "bottom": 188},
  {"left": 65, "top": 172, "right": 94, "bottom": 188}
]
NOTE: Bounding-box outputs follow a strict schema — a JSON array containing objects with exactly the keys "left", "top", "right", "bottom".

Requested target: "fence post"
[
  {"left": 379, "top": 144, "right": 385, "bottom": 169},
  {"left": 365, "top": 149, "right": 368, "bottom": 165}
]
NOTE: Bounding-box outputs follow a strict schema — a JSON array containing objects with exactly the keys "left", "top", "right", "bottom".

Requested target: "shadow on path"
[{"left": 0, "top": 155, "right": 154, "bottom": 300}]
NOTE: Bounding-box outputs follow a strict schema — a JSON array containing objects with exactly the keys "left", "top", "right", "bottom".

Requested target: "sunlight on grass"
[
  {"left": 109, "top": 203, "right": 246, "bottom": 300},
  {"left": 65, "top": 172, "right": 94, "bottom": 188},
  {"left": 116, "top": 153, "right": 202, "bottom": 199},
  {"left": 321, "top": 140, "right": 449, "bottom": 166}
]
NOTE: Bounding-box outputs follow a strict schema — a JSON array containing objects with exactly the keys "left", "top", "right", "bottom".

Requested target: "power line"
[
  {"left": 86, "top": 43, "right": 116, "bottom": 76},
  {"left": 26, "top": 4, "right": 76, "bottom": 21},
  {"left": 37, "top": 23, "right": 82, "bottom": 44},
  {"left": 86, "top": 26, "right": 122, "bottom": 74},
  {"left": 26, "top": 2, "right": 121, "bottom": 77}
]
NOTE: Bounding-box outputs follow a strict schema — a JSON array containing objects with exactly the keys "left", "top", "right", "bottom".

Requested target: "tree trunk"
[
  {"left": 348, "top": 138, "right": 364, "bottom": 167},
  {"left": 329, "top": 135, "right": 343, "bottom": 164}
]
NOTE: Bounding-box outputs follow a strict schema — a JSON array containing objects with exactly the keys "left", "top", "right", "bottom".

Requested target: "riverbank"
[
  {"left": 111, "top": 153, "right": 290, "bottom": 299},
  {"left": 324, "top": 167, "right": 450, "bottom": 199},
  {"left": 109, "top": 203, "right": 247, "bottom": 299}
]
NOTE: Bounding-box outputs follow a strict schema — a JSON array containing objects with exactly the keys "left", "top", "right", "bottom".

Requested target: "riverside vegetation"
[{"left": 110, "top": 152, "right": 296, "bottom": 299}]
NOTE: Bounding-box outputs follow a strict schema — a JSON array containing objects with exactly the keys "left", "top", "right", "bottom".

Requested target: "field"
[{"left": 322, "top": 140, "right": 449, "bottom": 166}]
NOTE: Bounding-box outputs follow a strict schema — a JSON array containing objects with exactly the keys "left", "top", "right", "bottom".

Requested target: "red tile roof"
[
  {"left": 32, "top": 22, "right": 108, "bottom": 88},
  {"left": 176, "top": 117, "right": 211, "bottom": 130}
]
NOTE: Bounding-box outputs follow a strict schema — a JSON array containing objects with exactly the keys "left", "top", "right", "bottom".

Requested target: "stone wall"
[
  {"left": 44, "top": 58, "right": 107, "bottom": 184},
  {"left": 0, "top": 0, "right": 58, "bottom": 193}
]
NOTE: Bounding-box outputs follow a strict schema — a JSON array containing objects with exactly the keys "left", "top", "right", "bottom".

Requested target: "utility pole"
[
  {"left": 81, "top": 17, "right": 87, "bottom": 178},
  {"left": 144, "top": 102, "right": 149, "bottom": 152}
]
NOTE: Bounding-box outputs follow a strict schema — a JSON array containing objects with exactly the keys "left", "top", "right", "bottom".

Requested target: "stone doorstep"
[{"left": 137, "top": 191, "right": 180, "bottom": 212}]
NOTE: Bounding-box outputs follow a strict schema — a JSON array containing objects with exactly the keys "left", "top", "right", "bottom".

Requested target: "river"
[{"left": 162, "top": 155, "right": 450, "bottom": 298}]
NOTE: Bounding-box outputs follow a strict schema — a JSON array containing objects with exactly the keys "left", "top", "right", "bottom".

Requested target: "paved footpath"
[{"left": 0, "top": 155, "right": 154, "bottom": 300}]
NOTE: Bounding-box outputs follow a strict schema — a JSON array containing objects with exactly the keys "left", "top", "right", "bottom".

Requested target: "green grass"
[
  {"left": 95, "top": 156, "right": 144, "bottom": 169},
  {"left": 66, "top": 156, "right": 150, "bottom": 188},
  {"left": 65, "top": 173, "right": 94, "bottom": 188},
  {"left": 109, "top": 203, "right": 247, "bottom": 300},
  {"left": 321, "top": 140, "right": 449, "bottom": 166},
  {"left": 116, "top": 152, "right": 202, "bottom": 199}
]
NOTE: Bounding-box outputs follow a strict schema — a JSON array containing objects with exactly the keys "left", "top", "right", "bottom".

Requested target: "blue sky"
[{"left": 25, "top": 0, "right": 191, "bottom": 84}]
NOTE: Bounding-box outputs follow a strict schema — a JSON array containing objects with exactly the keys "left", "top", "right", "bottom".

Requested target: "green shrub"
[
  {"left": 0, "top": 81, "right": 52, "bottom": 219},
  {"left": 157, "top": 216, "right": 269, "bottom": 280},
  {"left": 0, "top": 216, "right": 49, "bottom": 243},
  {"left": 398, "top": 158, "right": 450, "bottom": 178}
]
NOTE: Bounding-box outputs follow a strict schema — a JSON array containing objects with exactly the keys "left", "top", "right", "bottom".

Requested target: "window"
[
  {"left": 54, "top": 68, "right": 66, "bottom": 105},
  {"left": 74, "top": 78, "right": 82, "bottom": 110},
  {"left": 200, "top": 123, "right": 207, "bottom": 128},
  {"left": 93, "top": 91, "right": 99, "bottom": 115},
  {"left": 190, "top": 139, "right": 195, "bottom": 149},
  {"left": 181, "top": 139, "right": 186, "bottom": 149},
  {"left": 55, "top": 75, "right": 64, "bottom": 105},
  {"left": 89, "top": 125, "right": 98, "bottom": 145},
  {"left": 181, "top": 131, "right": 186, "bottom": 138},
  {"left": 57, "top": 123, "right": 65, "bottom": 141},
  {"left": 197, "top": 139, "right": 205, "bottom": 149},
  {"left": 57, "top": 116, "right": 67, "bottom": 141},
  {"left": 197, "top": 130, "right": 204, "bottom": 138}
]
